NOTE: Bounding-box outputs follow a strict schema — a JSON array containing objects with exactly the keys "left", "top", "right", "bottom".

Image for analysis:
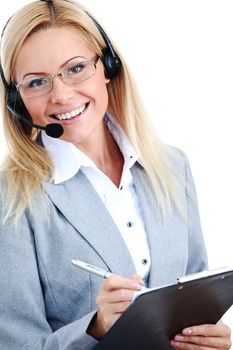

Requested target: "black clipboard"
[{"left": 94, "top": 267, "right": 233, "bottom": 350}]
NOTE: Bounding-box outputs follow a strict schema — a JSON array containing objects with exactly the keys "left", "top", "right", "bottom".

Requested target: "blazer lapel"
[
  {"left": 131, "top": 163, "right": 178, "bottom": 288},
  {"left": 44, "top": 170, "right": 136, "bottom": 277}
]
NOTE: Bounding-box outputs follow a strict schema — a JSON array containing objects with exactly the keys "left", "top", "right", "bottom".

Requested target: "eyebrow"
[{"left": 22, "top": 55, "right": 86, "bottom": 79}]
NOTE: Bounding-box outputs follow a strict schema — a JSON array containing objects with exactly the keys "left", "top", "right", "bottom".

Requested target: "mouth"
[{"left": 50, "top": 103, "right": 89, "bottom": 121}]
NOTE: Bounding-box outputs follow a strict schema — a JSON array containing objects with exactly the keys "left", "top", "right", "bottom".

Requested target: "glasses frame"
[{"left": 16, "top": 55, "right": 99, "bottom": 98}]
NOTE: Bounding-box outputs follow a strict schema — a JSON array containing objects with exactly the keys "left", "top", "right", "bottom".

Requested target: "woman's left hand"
[{"left": 170, "top": 323, "right": 231, "bottom": 349}]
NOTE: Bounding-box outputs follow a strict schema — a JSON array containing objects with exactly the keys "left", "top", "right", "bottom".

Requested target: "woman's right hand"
[{"left": 88, "top": 274, "right": 144, "bottom": 339}]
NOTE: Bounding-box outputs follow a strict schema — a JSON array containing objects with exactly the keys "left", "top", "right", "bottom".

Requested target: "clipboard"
[{"left": 94, "top": 267, "right": 233, "bottom": 350}]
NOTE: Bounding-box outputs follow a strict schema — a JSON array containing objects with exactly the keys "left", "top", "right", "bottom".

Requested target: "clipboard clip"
[{"left": 177, "top": 266, "right": 233, "bottom": 284}]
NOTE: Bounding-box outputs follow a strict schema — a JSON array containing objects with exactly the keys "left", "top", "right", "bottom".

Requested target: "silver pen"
[
  {"left": 71, "top": 259, "right": 148, "bottom": 291},
  {"left": 71, "top": 259, "right": 113, "bottom": 278}
]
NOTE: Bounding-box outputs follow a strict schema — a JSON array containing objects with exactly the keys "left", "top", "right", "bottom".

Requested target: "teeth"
[{"left": 55, "top": 105, "right": 86, "bottom": 120}]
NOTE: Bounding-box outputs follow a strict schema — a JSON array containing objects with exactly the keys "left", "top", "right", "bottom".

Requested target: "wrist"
[{"left": 86, "top": 312, "right": 104, "bottom": 340}]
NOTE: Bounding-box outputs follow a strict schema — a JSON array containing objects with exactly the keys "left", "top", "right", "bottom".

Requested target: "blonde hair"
[{"left": 0, "top": 0, "right": 186, "bottom": 224}]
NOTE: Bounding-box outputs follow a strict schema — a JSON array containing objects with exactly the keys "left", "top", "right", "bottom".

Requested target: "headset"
[{"left": 0, "top": 0, "right": 122, "bottom": 138}]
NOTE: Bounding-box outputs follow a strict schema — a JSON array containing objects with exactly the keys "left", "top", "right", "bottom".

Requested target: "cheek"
[
  {"left": 90, "top": 76, "right": 109, "bottom": 108},
  {"left": 87, "top": 64, "right": 110, "bottom": 107},
  {"left": 22, "top": 98, "right": 47, "bottom": 123}
]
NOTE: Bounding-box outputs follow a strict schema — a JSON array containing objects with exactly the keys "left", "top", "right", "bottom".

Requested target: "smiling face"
[{"left": 14, "top": 26, "right": 110, "bottom": 147}]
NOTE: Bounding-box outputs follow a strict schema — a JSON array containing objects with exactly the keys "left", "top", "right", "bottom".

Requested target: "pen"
[
  {"left": 71, "top": 259, "right": 149, "bottom": 291},
  {"left": 71, "top": 259, "right": 113, "bottom": 278}
]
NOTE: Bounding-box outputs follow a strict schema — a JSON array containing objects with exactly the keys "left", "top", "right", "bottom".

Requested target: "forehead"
[{"left": 15, "top": 26, "right": 94, "bottom": 79}]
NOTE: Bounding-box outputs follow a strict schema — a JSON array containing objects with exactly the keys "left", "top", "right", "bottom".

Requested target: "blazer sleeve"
[
  {"left": 0, "top": 209, "right": 98, "bottom": 350},
  {"left": 180, "top": 150, "right": 209, "bottom": 274}
]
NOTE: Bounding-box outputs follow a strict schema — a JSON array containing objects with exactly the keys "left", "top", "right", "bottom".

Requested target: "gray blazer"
[{"left": 0, "top": 149, "right": 207, "bottom": 350}]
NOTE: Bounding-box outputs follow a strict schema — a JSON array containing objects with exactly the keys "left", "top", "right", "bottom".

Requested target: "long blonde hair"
[{"left": 0, "top": 0, "right": 185, "bottom": 224}]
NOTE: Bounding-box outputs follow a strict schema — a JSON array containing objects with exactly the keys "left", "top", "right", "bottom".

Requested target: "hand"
[
  {"left": 88, "top": 274, "right": 144, "bottom": 339},
  {"left": 170, "top": 323, "right": 231, "bottom": 349}
]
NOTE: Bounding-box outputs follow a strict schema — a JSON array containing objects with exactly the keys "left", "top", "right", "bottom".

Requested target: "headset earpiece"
[
  {"left": 0, "top": 70, "right": 33, "bottom": 135},
  {"left": 7, "top": 88, "right": 32, "bottom": 120},
  {"left": 86, "top": 12, "right": 122, "bottom": 79},
  {"left": 7, "top": 87, "right": 18, "bottom": 107},
  {"left": 102, "top": 48, "right": 122, "bottom": 79},
  {"left": 0, "top": 65, "right": 31, "bottom": 119}
]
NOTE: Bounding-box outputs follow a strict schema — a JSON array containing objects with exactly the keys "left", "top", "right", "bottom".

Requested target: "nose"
[{"left": 50, "top": 75, "right": 74, "bottom": 104}]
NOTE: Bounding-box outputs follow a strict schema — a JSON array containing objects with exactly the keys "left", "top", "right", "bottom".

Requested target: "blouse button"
[
  {"left": 142, "top": 259, "right": 148, "bottom": 265},
  {"left": 127, "top": 221, "right": 133, "bottom": 228}
]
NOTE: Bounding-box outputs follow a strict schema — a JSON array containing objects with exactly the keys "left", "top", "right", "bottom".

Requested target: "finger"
[
  {"left": 97, "top": 288, "right": 135, "bottom": 305},
  {"left": 99, "top": 300, "right": 132, "bottom": 315},
  {"left": 171, "top": 323, "right": 232, "bottom": 349},
  {"left": 96, "top": 286, "right": 136, "bottom": 308},
  {"left": 130, "top": 274, "right": 145, "bottom": 286},
  {"left": 172, "top": 334, "right": 231, "bottom": 349},
  {"left": 101, "top": 275, "right": 141, "bottom": 292},
  {"left": 182, "top": 323, "right": 231, "bottom": 338},
  {"left": 170, "top": 339, "right": 213, "bottom": 349}
]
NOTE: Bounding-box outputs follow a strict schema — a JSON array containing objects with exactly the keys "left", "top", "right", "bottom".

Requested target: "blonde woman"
[{"left": 0, "top": 0, "right": 231, "bottom": 349}]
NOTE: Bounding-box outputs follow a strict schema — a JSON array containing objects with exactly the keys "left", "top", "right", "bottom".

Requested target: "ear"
[{"left": 105, "top": 78, "right": 110, "bottom": 84}]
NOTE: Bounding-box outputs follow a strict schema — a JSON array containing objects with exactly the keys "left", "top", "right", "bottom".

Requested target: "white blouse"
[{"left": 42, "top": 113, "right": 151, "bottom": 279}]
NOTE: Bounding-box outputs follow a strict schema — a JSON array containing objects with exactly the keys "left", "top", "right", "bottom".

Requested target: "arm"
[
  {"left": 0, "top": 212, "right": 98, "bottom": 350},
  {"left": 181, "top": 150, "right": 208, "bottom": 274},
  {"left": 171, "top": 151, "right": 231, "bottom": 349}
]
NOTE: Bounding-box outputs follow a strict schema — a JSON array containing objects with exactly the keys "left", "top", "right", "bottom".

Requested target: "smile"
[{"left": 52, "top": 104, "right": 88, "bottom": 120}]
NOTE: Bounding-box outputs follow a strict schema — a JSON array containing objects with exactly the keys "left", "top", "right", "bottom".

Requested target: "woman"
[{"left": 0, "top": 0, "right": 231, "bottom": 349}]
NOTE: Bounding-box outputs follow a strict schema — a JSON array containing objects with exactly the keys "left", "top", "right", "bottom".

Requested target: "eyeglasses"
[{"left": 16, "top": 55, "right": 99, "bottom": 98}]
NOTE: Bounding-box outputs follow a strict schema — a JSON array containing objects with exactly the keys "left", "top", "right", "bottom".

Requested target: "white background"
[{"left": 1, "top": 0, "right": 233, "bottom": 337}]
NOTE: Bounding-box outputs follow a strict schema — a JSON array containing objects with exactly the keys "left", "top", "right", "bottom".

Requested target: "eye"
[
  {"left": 26, "top": 77, "right": 49, "bottom": 89},
  {"left": 67, "top": 62, "right": 86, "bottom": 75}
]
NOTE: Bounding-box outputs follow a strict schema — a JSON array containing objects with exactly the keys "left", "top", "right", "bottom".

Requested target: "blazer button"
[{"left": 127, "top": 221, "right": 133, "bottom": 227}]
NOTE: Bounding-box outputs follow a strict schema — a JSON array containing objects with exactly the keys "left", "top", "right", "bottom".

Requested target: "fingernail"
[
  {"left": 182, "top": 328, "right": 192, "bottom": 335},
  {"left": 174, "top": 335, "right": 184, "bottom": 341},
  {"left": 132, "top": 283, "right": 141, "bottom": 290},
  {"left": 170, "top": 340, "right": 180, "bottom": 347}
]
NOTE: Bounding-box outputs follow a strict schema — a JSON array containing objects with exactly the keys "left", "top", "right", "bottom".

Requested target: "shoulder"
[
  {"left": 166, "top": 145, "right": 189, "bottom": 166},
  {"left": 0, "top": 170, "right": 48, "bottom": 228},
  {"left": 165, "top": 145, "right": 193, "bottom": 179}
]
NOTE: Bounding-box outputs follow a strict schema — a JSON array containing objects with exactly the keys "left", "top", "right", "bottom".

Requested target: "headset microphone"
[{"left": 7, "top": 102, "right": 64, "bottom": 138}]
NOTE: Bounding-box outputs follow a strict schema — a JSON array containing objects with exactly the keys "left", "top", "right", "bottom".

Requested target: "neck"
[{"left": 76, "top": 125, "right": 124, "bottom": 187}]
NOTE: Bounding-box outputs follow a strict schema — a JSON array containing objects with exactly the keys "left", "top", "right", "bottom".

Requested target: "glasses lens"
[
  {"left": 19, "top": 76, "right": 51, "bottom": 97},
  {"left": 63, "top": 57, "right": 96, "bottom": 85}
]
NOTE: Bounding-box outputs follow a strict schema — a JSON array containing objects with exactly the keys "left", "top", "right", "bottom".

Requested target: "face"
[{"left": 14, "top": 26, "right": 110, "bottom": 147}]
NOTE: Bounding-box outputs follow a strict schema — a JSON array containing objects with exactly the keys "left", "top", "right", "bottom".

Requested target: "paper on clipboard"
[{"left": 133, "top": 266, "right": 233, "bottom": 301}]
